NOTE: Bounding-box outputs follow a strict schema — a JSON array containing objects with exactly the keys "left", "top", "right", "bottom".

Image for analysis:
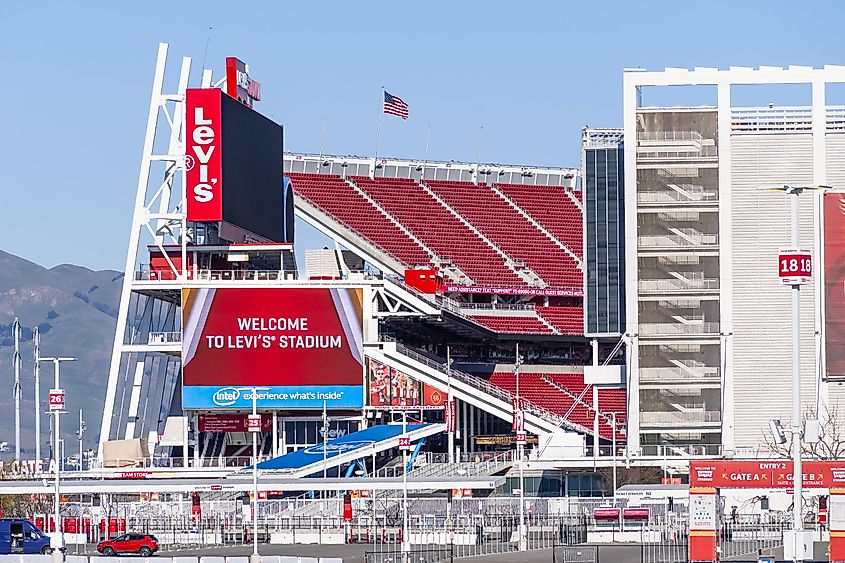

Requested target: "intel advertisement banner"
[{"left": 182, "top": 287, "right": 364, "bottom": 410}]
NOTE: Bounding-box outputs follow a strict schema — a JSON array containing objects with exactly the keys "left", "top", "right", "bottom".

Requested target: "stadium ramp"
[
  {"left": 253, "top": 423, "right": 445, "bottom": 477},
  {"left": 367, "top": 341, "right": 588, "bottom": 437}
]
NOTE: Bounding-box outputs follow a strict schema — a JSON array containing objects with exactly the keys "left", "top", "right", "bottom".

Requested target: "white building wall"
[{"left": 729, "top": 135, "right": 817, "bottom": 448}]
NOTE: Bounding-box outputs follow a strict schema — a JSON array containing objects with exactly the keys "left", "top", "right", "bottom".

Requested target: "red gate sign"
[
  {"left": 516, "top": 431, "right": 527, "bottom": 445},
  {"left": 247, "top": 414, "right": 262, "bottom": 432},
  {"left": 398, "top": 436, "right": 410, "bottom": 451},
  {"left": 690, "top": 460, "right": 845, "bottom": 488},
  {"left": 778, "top": 248, "right": 812, "bottom": 285},
  {"left": 49, "top": 389, "right": 65, "bottom": 411}
]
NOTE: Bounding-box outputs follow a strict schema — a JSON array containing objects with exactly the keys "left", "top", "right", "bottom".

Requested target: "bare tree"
[
  {"left": 0, "top": 464, "right": 51, "bottom": 518},
  {"left": 761, "top": 405, "right": 845, "bottom": 460}
]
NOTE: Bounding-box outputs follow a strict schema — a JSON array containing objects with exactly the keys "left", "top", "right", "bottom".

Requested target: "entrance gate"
[{"left": 688, "top": 460, "right": 845, "bottom": 562}]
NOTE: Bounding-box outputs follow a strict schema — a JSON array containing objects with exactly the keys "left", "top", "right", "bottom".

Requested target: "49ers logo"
[{"left": 185, "top": 89, "right": 223, "bottom": 222}]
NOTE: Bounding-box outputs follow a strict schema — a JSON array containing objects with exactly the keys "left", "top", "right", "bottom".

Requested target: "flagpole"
[
  {"left": 422, "top": 123, "right": 431, "bottom": 179},
  {"left": 474, "top": 125, "right": 484, "bottom": 185},
  {"left": 372, "top": 86, "right": 384, "bottom": 179}
]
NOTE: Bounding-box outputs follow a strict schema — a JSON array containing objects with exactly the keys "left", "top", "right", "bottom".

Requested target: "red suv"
[{"left": 96, "top": 533, "right": 158, "bottom": 556}]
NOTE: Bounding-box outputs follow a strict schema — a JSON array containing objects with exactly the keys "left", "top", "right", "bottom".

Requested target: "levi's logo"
[{"left": 190, "top": 107, "right": 218, "bottom": 204}]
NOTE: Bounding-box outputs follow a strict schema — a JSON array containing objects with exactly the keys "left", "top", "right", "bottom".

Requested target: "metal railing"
[
  {"left": 638, "top": 278, "right": 719, "bottom": 292},
  {"left": 392, "top": 342, "right": 586, "bottom": 434},
  {"left": 637, "top": 189, "right": 717, "bottom": 204},
  {"left": 637, "top": 233, "right": 718, "bottom": 248},
  {"left": 135, "top": 268, "right": 300, "bottom": 282},
  {"left": 148, "top": 332, "right": 181, "bottom": 345},
  {"left": 640, "top": 410, "right": 722, "bottom": 425},
  {"left": 639, "top": 366, "right": 719, "bottom": 383},
  {"left": 638, "top": 322, "right": 720, "bottom": 337},
  {"left": 731, "top": 106, "right": 813, "bottom": 133}
]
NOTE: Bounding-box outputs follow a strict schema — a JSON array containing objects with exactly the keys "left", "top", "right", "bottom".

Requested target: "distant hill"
[{"left": 0, "top": 250, "right": 122, "bottom": 461}]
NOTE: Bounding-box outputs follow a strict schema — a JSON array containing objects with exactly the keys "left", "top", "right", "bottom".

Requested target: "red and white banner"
[
  {"left": 690, "top": 460, "right": 845, "bottom": 489},
  {"left": 445, "top": 400, "right": 456, "bottom": 433},
  {"left": 49, "top": 388, "right": 65, "bottom": 411},
  {"left": 516, "top": 431, "right": 527, "bottom": 445},
  {"left": 185, "top": 89, "right": 223, "bottom": 223},
  {"left": 398, "top": 436, "right": 410, "bottom": 451},
  {"left": 512, "top": 398, "right": 525, "bottom": 432},
  {"left": 247, "top": 414, "right": 262, "bottom": 432},
  {"left": 444, "top": 284, "right": 582, "bottom": 298}
]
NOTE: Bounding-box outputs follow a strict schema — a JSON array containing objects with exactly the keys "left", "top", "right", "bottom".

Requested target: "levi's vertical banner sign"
[
  {"left": 184, "top": 88, "right": 285, "bottom": 242},
  {"left": 512, "top": 398, "right": 525, "bottom": 432},
  {"left": 825, "top": 193, "right": 845, "bottom": 380},
  {"left": 182, "top": 287, "right": 364, "bottom": 409},
  {"left": 186, "top": 88, "right": 223, "bottom": 222}
]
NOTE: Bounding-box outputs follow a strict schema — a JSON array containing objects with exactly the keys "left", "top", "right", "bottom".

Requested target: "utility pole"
[
  {"left": 447, "top": 346, "right": 455, "bottom": 464},
  {"left": 34, "top": 328, "right": 41, "bottom": 470},
  {"left": 245, "top": 385, "right": 268, "bottom": 563},
  {"left": 77, "top": 410, "right": 86, "bottom": 472},
  {"left": 12, "top": 318, "right": 21, "bottom": 461},
  {"left": 39, "top": 355, "right": 76, "bottom": 563},
  {"left": 515, "top": 343, "right": 526, "bottom": 551},
  {"left": 765, "top": 183, "right": 832, "bottom": 562}
]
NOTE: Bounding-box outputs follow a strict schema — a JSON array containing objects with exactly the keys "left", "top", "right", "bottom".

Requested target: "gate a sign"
[
  {"left": 688, "top": 460, "right": 845, "bottom": 563},
  {"left": 49, "top": 388, "right": 65, "bottom": 411}
]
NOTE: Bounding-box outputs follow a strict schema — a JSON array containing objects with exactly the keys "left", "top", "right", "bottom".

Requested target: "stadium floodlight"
[{"left": 770, "top": 419, "right": 787, "bottom": 445}]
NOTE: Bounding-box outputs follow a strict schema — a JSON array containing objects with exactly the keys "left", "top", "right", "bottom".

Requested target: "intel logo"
[{"left": 212, "top": 387, "right": 241, "bottom": 407}]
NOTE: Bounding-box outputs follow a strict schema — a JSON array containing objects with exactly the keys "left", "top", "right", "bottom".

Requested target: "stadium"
[{"left": 3, "top": 46, "right": 845, "bottom": 563}]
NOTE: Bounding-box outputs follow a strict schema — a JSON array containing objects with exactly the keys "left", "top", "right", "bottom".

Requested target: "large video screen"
[
  {"left": 182, "top": 288, "right": 364, "bottom": 409},
  {"left": 185, "top": 88, "right": 286, "bottom": 242},
  {"left": 825, "top": 193, "right": 845, "bottom": 380}
]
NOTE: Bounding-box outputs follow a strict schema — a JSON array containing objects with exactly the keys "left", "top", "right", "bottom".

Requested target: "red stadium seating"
[
  {"left": 424, "top": 180, "right": 582, "bottom": 288},
  {"left": 536, "top": 306, "right": 584, "bottom": 335},
  {"left": 496, "top": 183, "right": 583, "bottom": 255},
  {"left": 488, "top": 372, "right": 599, "bottom": 435},
  {"left": 350, "top": 176, "right": 524, "bottom": 287},
  {"left": 287, "top": 173, "right": 431, "bottom": 268},
  {"left": 468, "top": 315, "right": 554, "bottom": 334}
]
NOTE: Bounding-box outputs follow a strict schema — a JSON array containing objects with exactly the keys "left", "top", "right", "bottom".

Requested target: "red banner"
[
  {"left": 825, "top": 193, "right": 845, "bottom": 379},
  {"left": 445, "top": 400, "right": 456, "bottom": 433},
  {"left": 690, "top": 460, "right": 845, "bottom": 489},
  {"left": 186, "top": 89, "right": 223, "bottom": 222}
]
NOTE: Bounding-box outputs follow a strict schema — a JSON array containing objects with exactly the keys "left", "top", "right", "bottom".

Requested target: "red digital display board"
[{"left": 182, "top": 287, "right": 364, "bottom": 409}]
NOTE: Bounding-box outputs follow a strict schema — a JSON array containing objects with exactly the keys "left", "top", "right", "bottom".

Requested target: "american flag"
[{"left": 383, "top": 91, "right": 409, "bottom": 119}]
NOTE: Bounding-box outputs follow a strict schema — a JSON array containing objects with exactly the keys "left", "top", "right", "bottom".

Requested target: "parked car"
[
  {"left": 97, "top": 533, "right": 158, "bottom": 556},
  {"left": 0, "top": 518, "right": 54, "bottom": 555}
]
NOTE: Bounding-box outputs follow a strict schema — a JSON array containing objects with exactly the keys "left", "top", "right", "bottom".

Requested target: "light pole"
[
  {"left": 764, "top": 183, "right": 831, "bottom": 562},
  {"left": 610, "top": 412, "right": 618, "bottom": 500},
  {"left": 401, "top": 409, "right": 409, "bottom": 557},
  {"left": 39, "top": 356, "right": 76, "bottom": 562},
  {"left": 34, "top": 328, "right": 41, "bottom": 471},
  {"left": 447, "top": 346, "right": 455, "bottom": 465},
  {"left": 245, "top": 386, "right": 269, "bottom": 563},
  {"left": 12, "top": 318, "right": 21, "bottom": 462},
  {"left": 77, "top": 410, "right": 86, "bottom": 472},
  {"left": 514, "top": 344, "right": 526, "bottom": 551}
]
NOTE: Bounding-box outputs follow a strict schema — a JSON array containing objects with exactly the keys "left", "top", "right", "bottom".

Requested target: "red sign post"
[
  {"left": 398, "top": 437, "right": 410, "bottom": 451},
  {"left": 247, "top": 414, "right": 262, "bottom": 433},
  {"left": 778, "top": 248, "right": 813, "bottom": 285}
]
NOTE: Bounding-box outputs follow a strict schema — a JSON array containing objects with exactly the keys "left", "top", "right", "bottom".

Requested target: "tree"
[
  {"left": 761, "top": 405, "right": 845, "bottom": 460},
  {"left": 0, "top": 463, "right": 51, "bottom": 518}
]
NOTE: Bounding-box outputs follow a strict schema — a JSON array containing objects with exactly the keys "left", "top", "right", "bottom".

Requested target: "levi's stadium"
[{"left": 4, "top": 44, "right": 845, "bottom": 563}]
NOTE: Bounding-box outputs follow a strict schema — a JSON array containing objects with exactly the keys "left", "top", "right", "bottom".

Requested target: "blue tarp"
[{"left": 256, "top": 423, "right": 432, "bottom": 471}]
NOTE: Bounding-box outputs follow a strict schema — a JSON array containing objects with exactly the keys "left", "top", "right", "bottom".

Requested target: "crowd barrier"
[{"left": 0, "top": 557, "right": 343, "bottom": 563}]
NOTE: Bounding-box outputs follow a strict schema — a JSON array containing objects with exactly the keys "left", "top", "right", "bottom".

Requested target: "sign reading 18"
[{"left": 779, "top": 256, "right": 812, "bottom": 276}]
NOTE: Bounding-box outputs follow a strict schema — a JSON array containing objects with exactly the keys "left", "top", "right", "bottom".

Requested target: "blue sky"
[{"left": 1, "top": 1, "right": 843, "bottom": 271}]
